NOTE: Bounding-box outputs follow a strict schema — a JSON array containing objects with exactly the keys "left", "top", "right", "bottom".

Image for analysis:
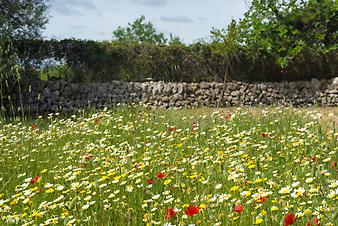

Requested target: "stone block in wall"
[
  {"left": 171, "top": 83, "right": 178, "bottom": 93},
  {"left": 42, "top": 87, "right": 51, "bottom": 98},
  {"left": 199, "top": 81, "right": 209, "bottom": 89},
  {"left": 310, "top": 79, "right": 321, "bottom": 90},
  {"left": 141, "top": 83, "right": 149, "bottom": 93},
  {"left": 173, "top": 94, "right": 183, "bottom": 101},
  {"left": 162, "top": 84, "right": 171, "bottom": 94},
  {"left": 231, "top": 91, "right": 240, "bottom": 97},
  {"left": 127, "top": 82, "right": 134, "bottom": 91},
  {"left": 51, "top": 90, "right": 59, "bottom": 103},
  {"left": 63, "top": 85, "right": 74, "bottom": 98},
  {"left": 31, "top": 80, "right": 46, "bottom": 93},
  {"left": 134, "top": 83, "right": 142, "bottom": 92},
  {"left": 152, "top": 82, "right": 162, "bottom": 95},
  {"left": 130, "top": 93, "right": 138, "bottom": 98},
  {"left": 177, "top": 83, "right": 184, "bottom": 94},
  {"left": 98, "top": 85, "right": 108, "bottom": 94},
  {"left": 328, "top": 77, "right": 338, "bottom": 90},
  {"left": 120, "top": 82, "right": 128, "bottom": 91},
  {"left": 228, "top": 82, "right": 240, "bottom": 91},
  {"left": 162, "top": 96, "right": 169, "bottom": 102},
  {"left": 187, "top": 83, "right": 198, "bottom": 92},
  {"left": 111, "top": 80, "right": 122, "bottom": 87},
  {"left": 107, "top": 84, "right": 113, "bottom": 92},
  {"left": 288, "top": 81, "right": 297, "bottom": 89}
]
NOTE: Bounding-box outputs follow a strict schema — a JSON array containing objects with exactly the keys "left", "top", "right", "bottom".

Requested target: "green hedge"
[{"left": 13, "top": 39, "right": 337, "bottom": 83}]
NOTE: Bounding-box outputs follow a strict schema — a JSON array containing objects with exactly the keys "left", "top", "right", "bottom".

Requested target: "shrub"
[{"left": 12, "top": 38, "right": 337, "bottom": 83}]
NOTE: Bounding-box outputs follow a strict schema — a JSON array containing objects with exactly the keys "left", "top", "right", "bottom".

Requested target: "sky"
[{"left": 44, "top": 0, "right": 251, "bottom": 43}]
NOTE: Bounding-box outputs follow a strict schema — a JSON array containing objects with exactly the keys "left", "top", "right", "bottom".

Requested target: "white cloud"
[
  {"left": 50, "top": 0, "right": 97, "bottom": 16},
  {"left": 129, "top": 0, "right": 168, "bottom": 6},
  {"left": 160, "top": 15, "right": 192, "bottom": 23}
]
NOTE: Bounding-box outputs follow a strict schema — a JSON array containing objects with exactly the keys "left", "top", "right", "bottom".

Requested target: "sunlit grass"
[{"left": 0, "top": 106, "right": 337, "bottom": 225}]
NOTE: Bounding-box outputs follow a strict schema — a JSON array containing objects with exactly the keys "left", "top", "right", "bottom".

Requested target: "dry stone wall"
[{"left": 20, "top": 78, "right": 338, "bottom": 113}]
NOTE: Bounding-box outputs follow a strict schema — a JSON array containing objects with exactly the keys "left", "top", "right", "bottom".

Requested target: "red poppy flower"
[
  {"left": 31, "top": 124, "right": 38, "bottom": 129},
  {"left": 146, "top": 179, "right": 156, "bottom": 184},
  {"left": 312, "top": 218, "right": 320, "bottom": 225},
  {"left": 156, "top": 172, "right": 165, "bottom": 179},
  {"left": 165, "top": 208, "right": 177, "bottom": 221},
  {"left": 306, "top": 218, "right": 320, "bottom": 226},
  {"left": 234, "top": 205, "right": 244, "bottom": 213},
  {"left": 259, "top": 132, "right": 270, "bottom": 138},
  {"left": 168, "top": 127, "right": 176, "bottom": 132},
  {"left": 330, "top": 162, "right": 337, "bottom": 167},
  {"left": 284, "top": 212, "right": 294, "bottom": 226},
  {"left": 184, "top": 205, "right": 200, "bottom": 216},
  {"left": 308, "top": 156, "right": 316, "bottom": 162},
  {"left": 30, "top": 176, "right": 41, "bottom": 184},
  {"left": 257, "top": 196, "right": 267, "bottom": 203}
]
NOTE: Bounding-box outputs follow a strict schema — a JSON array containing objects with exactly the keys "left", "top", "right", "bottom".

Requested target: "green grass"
[{"left": 0, "top": 106, "right": 337, "bottom": 225}]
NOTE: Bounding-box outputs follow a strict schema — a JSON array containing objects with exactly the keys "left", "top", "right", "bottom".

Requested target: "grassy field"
[{"left": 0, "top": 106, "right": 337, "bottom": 225}]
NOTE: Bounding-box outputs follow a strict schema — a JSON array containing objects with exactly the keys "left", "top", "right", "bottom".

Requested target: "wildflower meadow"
[{"left": 0, "top": 106, "right": 337, "bottom": 226}]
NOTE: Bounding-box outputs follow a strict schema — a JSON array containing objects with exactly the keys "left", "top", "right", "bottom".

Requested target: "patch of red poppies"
[
  {"left": 168, "top": 127, "right": 176, "bottom": 132},
  {"left": 146, "top": 179, "right": 156, "bottom": 184},
  {"left": 184, "top": 205, "right": 200, "bottom": 216},
  {"left": 284, "top": 212, "right": 294, "bottom": 226},
  {"left": 259, "top": 132, "right": 271, "bottom": 138},
  {"left": 234, "top": 205, "right": 244, "bottom": 213},
  {"left": 30, "top": 176, "right": 41, "bottom": 185},
  {"left": 156, "top": 172, "right": 166, "bottom": 179},
  {"left": 306, "top": 218, "right": 320, "bottom": 226},
  {"left": 165, "top": 208, "right": 177, "bottom": 221}
]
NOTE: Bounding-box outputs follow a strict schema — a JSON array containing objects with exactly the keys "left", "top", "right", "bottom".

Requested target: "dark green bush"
[{"left": 12, "top": 38, "right": 337, "bottom": 83}]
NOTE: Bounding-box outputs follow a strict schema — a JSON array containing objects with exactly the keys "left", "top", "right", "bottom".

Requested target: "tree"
[
  {"left": 113, "top": 15, "right": 167, "bottom": 44},
  {"left": 237, "top": 0, "right": 337, "bottom": 68},
  {"left": 0, "top": 0, "right": 48, "bottom": 117},
  {"left": 211, "top": 20, "right": 242, "bottom": 106},
  {"left": 211, "top": 20, "right": 241, "bottom": 82},
  {"left": 0, "top": 0, "right": 49, "bottom": 39}
]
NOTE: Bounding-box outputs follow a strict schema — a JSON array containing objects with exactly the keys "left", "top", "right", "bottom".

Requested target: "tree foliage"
[
  {"left": 211, "top": 20, "right": 242, "bottom": 81},
  {"left": 236, "top": 0, "right": 338, "bottom": 68},
  {"left": 0, "top": 0, "right": 49, "bottom": 39},
  {"left": 113, "top": 15, "right": 167, "bottom": 44},
  {"left": 0, "top": 0, "right": 48, "bottom": 117}
]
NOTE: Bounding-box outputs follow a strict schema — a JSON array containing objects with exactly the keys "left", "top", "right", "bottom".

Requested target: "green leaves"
[
  {"left": 112, "top": 15, "right": 168, "bottom": 45},
  {"left": 0, "top": 39, "right": 23, "bottom": 118},
  {"left": 236, "top": 0, "right": 337, "bottom": 69},
  {"left": 0, "top": 0, "right": 48, "bottom": 39},
  {"left": 0, "top": 0, "right": 48, "bottom": 117}
]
